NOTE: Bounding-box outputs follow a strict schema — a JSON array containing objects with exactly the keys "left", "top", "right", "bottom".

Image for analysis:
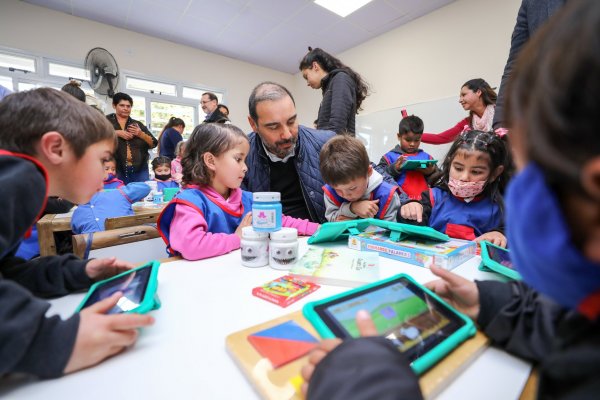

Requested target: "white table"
[{"left": 0, "top": 239, "right": 531, "bottom": 399}]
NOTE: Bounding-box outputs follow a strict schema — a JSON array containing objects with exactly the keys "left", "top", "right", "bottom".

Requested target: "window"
[
  {"left": 48, "top": 62, "right": 90, "bottom": 81},
  {"left": 18, "top": 82, "right": 42, "bottom": 91},
  {"left": 150, "top": 101, "right": 195, "bottom": 138},
  {"left": 0, "top": 52, "right": 36, "bottom": 72},
  {"left": 126, "top": 77, "right": 176, "bottom": 96},
  {"left": 0, "top": 75, "right": 13, "bottom": 91},
  {"left": 130, "top": 95, "right": 147, "bottom": 125}
]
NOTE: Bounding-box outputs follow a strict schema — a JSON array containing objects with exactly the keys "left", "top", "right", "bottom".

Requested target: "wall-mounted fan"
[{"left": 85, "top": 47, "right": 119, "bottom": 98}]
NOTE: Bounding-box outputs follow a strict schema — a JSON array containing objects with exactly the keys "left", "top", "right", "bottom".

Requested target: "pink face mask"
[{"left": 448, "top": 178, "right": 486, "bottom": 198}]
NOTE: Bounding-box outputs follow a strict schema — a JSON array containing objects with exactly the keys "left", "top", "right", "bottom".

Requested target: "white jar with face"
[
  {"left": 269, "top": 228, "right": 298, "bottom": 270},
  {"left": 240, "top": 227, "right": 269, "bottom": 268}
]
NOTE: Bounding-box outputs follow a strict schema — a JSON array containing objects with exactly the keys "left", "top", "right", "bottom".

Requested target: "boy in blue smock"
[
  {"left": 378, "top": 115, "right": 439, "bottom": 200},
  {"left": 71, "top": 182, "right": 150, "bottom": 234},
  {"left": 320, "top": 135, "right": 402, "bottom": 222},
  {"left": 103, "top": 156, "right": 124, "bottom": 189}
]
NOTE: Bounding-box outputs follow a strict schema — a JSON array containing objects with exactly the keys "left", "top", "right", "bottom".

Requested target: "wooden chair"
[
  {"left": 72, "top": 225, "right": 167, "bottom": 264},
  {"left": 104, "top": 211, "right": 159, "bottom": 230}
]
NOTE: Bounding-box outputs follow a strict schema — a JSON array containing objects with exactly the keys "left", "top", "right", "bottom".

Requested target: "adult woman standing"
[
  {"left": 300, "top": 47, "right": 369, "bottom": 136},
  {"left": 157, "top": 117, "right": 185, "bottom": 160},
  {"left": 421, "top": 79, "right": 497, "bottom": 144},
  {"left": 106, "top": 92, "right": 157, "bottom": 183}
]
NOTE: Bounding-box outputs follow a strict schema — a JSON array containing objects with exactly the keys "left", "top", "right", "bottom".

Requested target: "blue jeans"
[{"left": 118, "top": 166, "right": 150, "bottom": 184}]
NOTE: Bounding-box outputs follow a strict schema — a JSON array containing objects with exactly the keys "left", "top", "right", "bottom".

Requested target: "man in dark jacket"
[{"left": 243, "top": 82, "right": 335, "bottom": 223}]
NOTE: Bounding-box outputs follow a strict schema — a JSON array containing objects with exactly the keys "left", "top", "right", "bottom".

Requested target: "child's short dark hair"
[
  {"left": 0, "top": 88, "right": 115, "bottom": 159},
  {"left": 112, "top": 92, "right": 133, "bottom": 106},
  {"left": 398, "top": 115, "right": 424, "bottom": 135},
  {"left": 152, "top": 156, "right": 171, "bottom": 170},
  {"left": 182, "top": 123, "right": 248, "bottom": 186},
  {"left": 319, "top": 135, "right": 370, "bottom": 186}
]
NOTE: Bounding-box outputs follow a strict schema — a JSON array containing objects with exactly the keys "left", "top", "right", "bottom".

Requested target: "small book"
[
  {"left": 290, "top": 247, "right": 380, "bottom": 287},
  {"left": 252, "top": 275, "right": 320, "bottom": 308}
]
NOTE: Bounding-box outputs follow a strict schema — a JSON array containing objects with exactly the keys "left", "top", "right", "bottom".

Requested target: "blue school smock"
[
  {"left": 157, "top": 187, "right": 253, "bottom": 255},
  {"left": 71, "top": 183, "right": 150, "bottom": 234},
  {"left": 428, "top": 187, "right": 502, "bottom": 240},
  {"left": 382, "top": 149, "right": 432, "bottom": 200},
  {"left": 155, "top": 179, "right": 179, "bottom": 192},
  {"left": 103, "top": 176, "right": 125, "bottom": 189},
  {"left": 322, "top": 180, "right": 398, "bottom": 220}
]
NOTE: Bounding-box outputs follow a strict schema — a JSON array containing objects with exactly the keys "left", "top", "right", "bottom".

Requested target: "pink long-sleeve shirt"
[
  {"left": 168, "top": 186, "right": 319, "bottom": 260},
  {"left": 420, "top": 117, "right": 469, "bottom": 145}
]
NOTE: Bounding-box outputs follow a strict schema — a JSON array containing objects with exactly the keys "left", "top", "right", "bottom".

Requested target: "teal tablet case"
[
  {"left": 478, "top": 241, "right": 521, "bottom": 280},
  {"left": 303, "top": 274, "right": 476, "bottom": 375},
  {"left": 76, "top": 260, "right": 161, "bottom": 314},
  {"left": 401, "top": 159, "right": 438, "bottom": 171},
  {"left": 307, "top": 218, "right": 450, "bottom": 244}
]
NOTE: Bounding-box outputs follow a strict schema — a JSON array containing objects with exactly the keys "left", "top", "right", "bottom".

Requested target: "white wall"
[
  {"left": 292, "top": 0, "right": 522, "bottom": 128},
  {"left": 0, "top": 0, "right": 295, "bottom": 131}
]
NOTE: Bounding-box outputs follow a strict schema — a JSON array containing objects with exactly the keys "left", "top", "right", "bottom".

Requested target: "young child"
[
  {"left": 320, "top": 135, "right": 401, "bottom": 222},
  {"left": 71, "top": 182, "right": 150, "bottom": 234},
  {"left": 157, "top": 123, "right": 319, "bottom": 260},
  {"left": 378, "top": 115, "right": 438, "bottom": 200},
  {"left": 300, "top": 2, "right": 600, "bottom": 397},
  {"left": 103, "top": 156, "right": 124, "bottom": 189},
  {"left": 0, "top": 88, "right": 153, "bottom": 378},
  {"left": 171, "top": 141, "right": 185, "bottom": 184},
  {"left": 400, "top": 129, "right": 509, "bottom": 246},
  {"left": 152, "top": 156, "right": 179, "bottom": 191}
]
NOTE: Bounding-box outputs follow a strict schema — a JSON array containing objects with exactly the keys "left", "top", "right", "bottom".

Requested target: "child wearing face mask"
[
  {"left": 400, "top": 129, "right": 510, "bottom": 247},
  {"left": 151, "top": 156, "right": 179, "bottom": 192},
  {"left": 103, "top": 157, "right": 124, "bottom": 189},
  {"left": 300, "top": 2, "right": 600, "bottom": 398}
]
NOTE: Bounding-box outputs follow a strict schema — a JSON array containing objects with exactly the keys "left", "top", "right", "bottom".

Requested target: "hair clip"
[{"left": 494, "top": 128, "right": 509, "bottom": 138}]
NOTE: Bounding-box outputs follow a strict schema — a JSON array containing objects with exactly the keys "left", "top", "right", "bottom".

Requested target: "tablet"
[
  {"left": 303, "top": 274, "right": 475, "bottom": 375},
  {"left": 308, "top": 218, "right": 449, "bottom": 244},
  {"left": 401, "top": 159, "right": 438, "bottom": 171},
  {"left": 76, "top": 260, "right": 161, "bottom": 314},
  {"left": 479, "top": 241, "right": 521, "bottom": 280}
]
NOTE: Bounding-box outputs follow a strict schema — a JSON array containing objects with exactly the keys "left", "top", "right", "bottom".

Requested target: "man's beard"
[{"left": 265, "top": 137, "right": 297, "bottom": 159}]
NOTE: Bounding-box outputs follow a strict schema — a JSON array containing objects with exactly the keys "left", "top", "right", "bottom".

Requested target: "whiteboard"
[{"left": 356, "top": 95, "right": 467, "bottom": 165}]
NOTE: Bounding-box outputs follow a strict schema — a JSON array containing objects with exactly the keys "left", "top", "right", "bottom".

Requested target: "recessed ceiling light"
[{"left": 314, "top": 0, "right": 374, "bottom": 18}]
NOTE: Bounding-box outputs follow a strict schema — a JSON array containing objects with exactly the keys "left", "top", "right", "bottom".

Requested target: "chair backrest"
[
  {"left": 72, "top": 225, "right": 167, "bottom": 264},
  {"left": 104, "top": 210, "right": 159, "bottom": 230}
]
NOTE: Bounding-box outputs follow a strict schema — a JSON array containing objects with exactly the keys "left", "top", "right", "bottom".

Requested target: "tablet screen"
[
  {"left": 313, "top": 277, "right": 465, "bottom": 362},
  {"left": 486, "top": 245, "right": 514, "bottom": 270},
  {"left": 81, "top": 265, "right": 152, "bottom": 314}
]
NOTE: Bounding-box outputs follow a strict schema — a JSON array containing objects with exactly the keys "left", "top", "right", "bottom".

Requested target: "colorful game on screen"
[
  {"left": 323, "top": 282, "right": 451, "bottom": 353},
  {"left": 486, "top": 245, "right": 514, "bottom": 269}
]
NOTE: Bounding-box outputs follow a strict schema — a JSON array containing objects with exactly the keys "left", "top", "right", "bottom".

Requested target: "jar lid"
[
  {"left": 253, "top": 192, "right": 280, "bottom": 202},
  {"left": 270, "top": 227, "right": 297, "bottom": 241},
  {"left": 242, "top": 226, "right": 269, "bottom": 239}
]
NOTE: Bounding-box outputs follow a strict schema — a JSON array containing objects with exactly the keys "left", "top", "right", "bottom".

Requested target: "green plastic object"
[
  {"left": 76, "top": 260, "right": 161, "bottom": 314},
  {"left": 303, "top": 273, "right": 476, "bottom": 375},
  {"left": 400, "top": 159, "right": 438, "bottom": 171},
  {"left": 307, "top": 218, "right": 449, "bottom": 244},
  {"left": 478, "top": 241, "right": 521, "bottom": 280}
]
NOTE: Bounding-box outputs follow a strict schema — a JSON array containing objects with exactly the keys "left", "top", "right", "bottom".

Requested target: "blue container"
[
  {"left": 153, "top": 191, "right": 164, "bottom": 204},
  {"left": 252, "top": 192, "right": 282, "bottom": 232}
]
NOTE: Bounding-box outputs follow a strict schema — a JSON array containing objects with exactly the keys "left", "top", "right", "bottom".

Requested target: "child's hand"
[
  {"left": 419, "top": 164, "right": 436, "bottom": 176},
  {"left": 475, "top": 231, "right": 507, "bottom": 248},
  {"left": 235, "top": 212, "right": 253, "bottom": 238},
  {"left": 63, "top": 292, "right": 155, "bottom": 374},
  {"left": 399, "top": 202, "right": 423, "bottom": 223},
  {"left": 425, "top": 265, "right": 480, "bottom": 320},
  {"left": 86, "top": 257, "right": 135, "bottom": 281},
  {"left": 394, "top": 155, "right": 407, "bottom": 171},
  {"left": 335, "top": 215, "right": 355, "bottom": 222},
  {"left": 301, "top": 310, "right": 377, "bottom": 396},
  {"left": 350, "top": 199, "right": 379, "bottom": 219}
]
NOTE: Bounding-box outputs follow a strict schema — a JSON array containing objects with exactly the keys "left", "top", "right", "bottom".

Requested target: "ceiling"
[{"left": 24, "top": 0, "right": 455, "bottom": 74}]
